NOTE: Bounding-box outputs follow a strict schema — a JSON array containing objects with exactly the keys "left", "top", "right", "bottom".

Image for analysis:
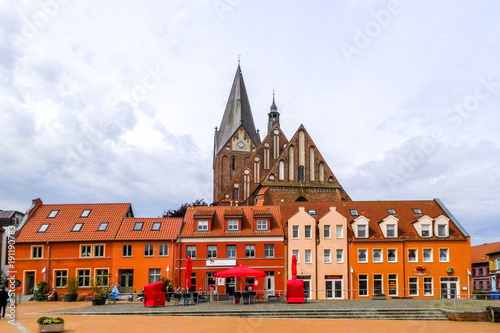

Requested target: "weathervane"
[{"left": 238, "top": 54, "right": 241, "bottom": 64}]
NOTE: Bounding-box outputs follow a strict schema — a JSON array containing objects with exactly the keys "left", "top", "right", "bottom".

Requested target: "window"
[
  {"left": 133, "top": 222, "right": 144, "bottom": 231},
  {"left": 373, "top": 249, "right": 382, "bottom": 263},
  {"left": 388, "top": 249, "right": 397, "bottom": 262},
  {"left": 413, "top": 208, "right": 422, "bottom": 214},
  {"left": 186, "top": 245, "right": 196, "bottom": 258},
  {"left": 387, "top": 209, "right": 396, "bottom": 215},
  {"left": 308, "top": 209, "right": 316, "bottom": 216},
  {"left": 324, "top": 225, "right": 331, "bottom": 238},
  {"left": 151, "top": 222, "right": 161, "bottom": 231},
  {"left": 292, "top": 226, "right": 299, "bottom": 239},
  {"left": 38, "top": 224, "right": 49, "bottom": 233},
  {"left": 409, "top": 277, "right": 418, "bottom": 296},
  {"left": 246, "top": 245, "right": 255, "bottom": 258},
  {"left": 72, "top": 223, "right": 83, "bottom": 232},
  {"left": 424, "top": 277, "right": 433, "bottom": 296},
  {"left": 55, "top": 270, "right": 67, "bottom": 288},
  {"left": 94, "top": 245, "right": 104, "bottom": 257},
  {"left": 264, "top": 244, "right": 274, "bottom": 258},
  {"left": 437, "top": 224, "right": 447, "bottom": 237},
  {"left": 292, "top": 249, "right": 299, "bottom": 263},
  {"left": 358, "top": 249, "right": 367, "bottom": 263},
  {"left": 439, "top": 248, "right": 449, "bottom": 262},
  {"left": 386, "top": 224, "right": 396, "bottom": 237},
  {"left": 228, "top": 220, "right": 239, "bottom": 231},
  {"left": 358, "top": 225, "right": 367, "bottom": 238},
  {"left": 423, "top": 249, "right": 432, "bottom": 262},
  {"left": 98, "top": 222, "right": 108, "bottom": 231},
  {"left": 305, "top": 225, "right": 312, "bottom": 239},
  {"left": 78, "top": 269, "right": 90, "bottom": 287},
  {"left": 336, "top": 225, "right": 343, "bottom": 239},
  {"left": 81, "top": 245, "right": 91, "bottom": 258},
  {"left": 149, "top": 268, "right": 161, "bottom": 283},
  {"left": 32, "top": 246, "right": 43, "bottom": 259},
  {"left": 47, "top": 210, "right": 59, "bottom": 218},
  {"left": 422, "top": 224, "right": 431, "bottom": 237},
  {"left": 144, "top": 244, "right": 154, "bottom": 257},
  {"left": 197, "top": 220, "right": 208, "bottom": 231},
  {"left": 123, "top": 245, "right": 132, "bottom": 257},
  {"left": 350, "top": 209, "right": 359, "bottom": 216},
  {"left": 324, "top": 249, "right": 331, "bottom": 263},
  {"left": 207, "top": 245, "right": 217, "bottom": 258},
  {"left": 96, "top": 269, "right": 109, "bottom": 285},
  {"left": 374, "top": 274, "right": 383, "bottom": 294},
  {"left": 305, "top": 250, "right": 312, "bottom": 263},
  {"left": 226, "top": 245, "right": 236, "bottom": 258},
  {"left": 336, "top": 249, "right": 343, "bottom": 263},
  {"left": 359, "top": 274, "right": 368, "bottom": 296},
  {"left": 388, "top": 274, "right": 398, "bottom": 296},
  {"left": 408, "top": 249, "right": 417, "bottom": 262},
  {"left": 257, "top": 220, "right": 268, "bottom": 230},
  {"left": 159, "top": 244, "right": 169, "bottom": 257},
  {"left": 80, "top": 209, "right": 91, "bottom": 218}
]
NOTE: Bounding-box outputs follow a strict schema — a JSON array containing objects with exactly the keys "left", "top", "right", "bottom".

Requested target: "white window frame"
[
  {"left": 421, "top": 224, "right": 431, "bottom": 237},
  {"left": 292, "top": 226, "right": 299, "bottom": 239},
  {"left": 305, "top": 249, "right": 312, "bottom": 263},
  {"left": 386, "top": 224, "right": 396, "bottom": 237},
  {"left": 388, "top": 274, "right": 398, "bottom": 296},
  {"left": 32, "top": 245, "right": 43, "bottom": 259},
  {"left": 159, "top": 244, "right": 169, "bottom": 257},
  {"left": 226, "top": 245, "right": 236, "bottom": 258},
  {"left": 439, "top": 248, "right": 449, "bottom": 262},
  {"left": 264, "top": 244, "right": 274, "bottom": 258},
  {"left": 409, "top": 277, "right": 418, "bottom": 296},
  {"left": 324, "top": 249, "right": 331, "bottom": 263},
  {"left": 387, "top": 249, "right": 397, "bottom": 263},
  {"left": 80, "top": 245, "right": 91, "bottom": 258},
  {"left": 149, "top": 268, "right": 161, "bottom": 283},
  {"left": 305, "top": 225, "right": 312, "bottom": 239},
  {"left": 292, "top": 249, "right": 299, "bottom": 263},
  {"left": 336, "top": 249, "right": 343, "bottom": 263},
  {"left": 358, "top": 249, "right": 368, "bottom": 263},
  {"left": 373, "top": 249, "right": 383, "bottom": 263},
  {"left": 228, "top": 219, "right": 239, "bottom": 231},
  {"left": 437, "top": 224, "right": 447, "bottom": 237},
  {"left": 197, "top": 220, "right": 208, "bottom": 231},
  {"left": 324, "top": 225, "right": 331, "bottom": 239},
  {"left": 207, "top": 245, "right": 217, "bottom": 258},
  {"left": 54, "top": 270, "right": 67, "bottom": 288},
  {"left": 257, "top": 219, "right": 268, "bottom": 231},
  {"left": 424, "top": 277, "right": 433, "bottom": 296},
  {"left": 358, "top": 274, "right": 368, "bottom": 297},
  {"left": 358, "top": 225, "right": 367, "bottom": 238},
  {"left": 123, "top": 244, "right": 132, "bottom": 257},
  {"left": 336, "top": 225, "right": 343, "bottom": 239},
  {"left": 94, "top": 244, "right": 105, "bottom": 258},
  {"left": 245, "top": 244, "right": 255, "bottom": 258},
  {"left": 423, "top": 248, "right": 432, "bottom": 262},
  {"left": 77, "top": 269, "right": 91, "bottom": 287},
  {"left": 144, "top": 244, "right": 154, "bottom": 257},
  {"left": 408, "top": 249, "right": 418, "bottom": 262},
  {"left": 186, "top": 245, "right": 197, "bottom": 258}
]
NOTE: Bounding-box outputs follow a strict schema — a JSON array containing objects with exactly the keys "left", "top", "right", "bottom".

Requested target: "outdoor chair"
[
  {"left": 192, "top": 292, "right": 199, "bottom": 304},
  {"left": 241, "top": 293, "right": 251, "bottom": 305},
  {"left": 182, "top": 293, "right": 191, "bottom": 305},
  {"left": 174, "top": 293, "right": 182, "bottom": 306}
]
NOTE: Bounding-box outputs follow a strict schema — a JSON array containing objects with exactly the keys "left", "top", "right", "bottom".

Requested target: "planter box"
[
  {"left": 65, "top": 293, "right": 78, "bottom": 302},
  {"left": 371, "top": 295, "right": 387, "bottom": 300},
  {"left": 38, "top": 323, "right": 64, "bottom": 332},
  {"left": 92, "top": 298, "right": 106, "bottom": 306}
]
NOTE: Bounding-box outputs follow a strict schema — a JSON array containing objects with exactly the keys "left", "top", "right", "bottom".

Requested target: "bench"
[{"left": 486, "top": 306, "right": 500, "bottom": 323}]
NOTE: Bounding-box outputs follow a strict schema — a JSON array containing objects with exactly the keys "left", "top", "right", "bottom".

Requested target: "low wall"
[{"left": 442, "top": 309, "right": 491, "bottom": 322}]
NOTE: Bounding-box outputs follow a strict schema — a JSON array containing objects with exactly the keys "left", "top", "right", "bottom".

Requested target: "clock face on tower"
[{"left": 237, "top": 141, "right": 246, "bottom": 149}]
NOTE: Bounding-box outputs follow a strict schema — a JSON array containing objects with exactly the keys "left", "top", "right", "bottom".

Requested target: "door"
[
  {"left": 25, "top": 271, "right": 35, "bottom": 295},
  {"left": 297, "top": 278, "right": 311, "bottom": 300},
  {"left": 226, "top": 277, "right": 236, "bottom": 295},
  {"left": 119, "top": 269, "right": 134, "bottom": 294},
  {"left": 440, "top": 277, "right": 458, "bottom": 298},
  {"left": 334, "top": 279, "right": 343, "bottom": 299},
  {"left": 264, "top": 271, "right": 275, "bottom": 298}
]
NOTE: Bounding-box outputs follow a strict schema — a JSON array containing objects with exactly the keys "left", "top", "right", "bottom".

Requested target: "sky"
[{"left": 1, "top": 1, "right": 499, "bottom": 246}]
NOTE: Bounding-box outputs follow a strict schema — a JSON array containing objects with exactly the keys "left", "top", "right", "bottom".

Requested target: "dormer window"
[
  {"left": 352, "top": 216, "right": 369, "bottom": 238},
  {"left": 256, "top": 219, "right": 268, "bottom": 231},
  {"left": 47, "top": 210, "right": 59, "bottom": 218},
  {"left": 151, "top": 222, "right": 161, "bottom": 231},
  {"left": 387, "top": 209, "right": 396, "bottom": 215},
  {"left": 227, "top": 219, "right": 239, "bottom": 231},
  {"left": 387, "top": 224, "right": 396, "bottom": 237},
  {"left": 437, "top": 224, "right": 447, "bottom": 237},
  {"left": 422, "top": 225, "right": 431, "bottom": 237},
  {"left": 434, "top": 215, "right": 449, "bottom": 238},
  {"left": 350, "top": 209, "right": 359, "bottom": 216},
  {"left": 38, "top": 224, "right": 49, "bottom": 233},
  {"left": 197, "top": 220, "right": 208, "bottom": 231},
  {"left": 98, "top": 222, "right": 109, "bottom": 231},
  {"left": 358, "top": 225, "right": 367, "bottom": 238},
  {"left": 133, "top": 222, "right": 144, "bottom": 231},
  {"left": 80, "top": 209, "right": 91, "bottom": 218},
  {"left": 379, "top": 215, "right": 398, "bottom": 238},
  {"left": 413, "top": 215, "right": 435, "bottom": 238},
  {"left": 72, "top": 223, "right": 83, "bottom": 232}
]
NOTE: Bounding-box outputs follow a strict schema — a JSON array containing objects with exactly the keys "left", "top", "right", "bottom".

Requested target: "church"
[{"left": 213, "top": 64, "right": 351, "bottom": 206}]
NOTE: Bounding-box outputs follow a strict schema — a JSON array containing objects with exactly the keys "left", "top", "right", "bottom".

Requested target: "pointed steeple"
[
  {"left": 215, "top": 64, "right": 261, "bottom": 154},
  {"left": 267, "top": 90, "right": 280, "bottom": 134}
]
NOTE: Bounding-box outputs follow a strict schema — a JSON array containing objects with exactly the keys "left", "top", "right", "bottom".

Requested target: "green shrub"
[{"left": 37, "top": 317, "right": 64, "bottom": 325}]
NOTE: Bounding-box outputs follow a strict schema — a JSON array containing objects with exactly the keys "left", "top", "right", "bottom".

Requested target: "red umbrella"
[
  {"left": 185, "top": 256, "right": 192, "bottom": 290},
  {"left": 214, "top": 265, "right": 266, "bottom": 292},
  {"left": 291, "top": 254, "right": 297, "bottom": 280}
]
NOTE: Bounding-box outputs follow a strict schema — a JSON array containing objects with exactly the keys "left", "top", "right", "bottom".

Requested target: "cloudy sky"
[{"left": 1, "top": 1, "right": 499, "bottom": 245}]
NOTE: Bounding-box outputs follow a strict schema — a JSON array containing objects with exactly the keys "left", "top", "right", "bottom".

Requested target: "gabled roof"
[
  {"left": 180, "top": 205, "right": 284, "bottom": 238},
  {"left": 215, "top": 64, "right": 261, "bottom": 154},
  {"left": 471, "top": 241, "right": 500, "bottom": 263},
  {"left": 15, "top": 203, "right": 132, "bottom": 243},
  {"left": 115, "top": 218, "right": 181, "bottom": 240}
]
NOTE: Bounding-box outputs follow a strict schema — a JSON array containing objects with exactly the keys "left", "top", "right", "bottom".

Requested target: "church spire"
[
  {"left": 268, "top": 89, "right": 280, "bottom": 134},
  {"left": 214, "top": 63, "right": 261, "bottom": 154}
]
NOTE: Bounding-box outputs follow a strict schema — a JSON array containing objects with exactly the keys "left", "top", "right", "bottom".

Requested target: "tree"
[{"left": 163, "top": 199, "right": 208, "bottom": 217}]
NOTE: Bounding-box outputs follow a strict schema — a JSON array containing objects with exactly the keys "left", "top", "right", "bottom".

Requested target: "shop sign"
[
  {"left": 413, "top": 265, "right": 430, "bottom": 276},
  {"left": 206, "top": 259, "right": 237, "bottom": 267},
  {"left": 325, "top": 275, "right": 342, "bottom": 279}
]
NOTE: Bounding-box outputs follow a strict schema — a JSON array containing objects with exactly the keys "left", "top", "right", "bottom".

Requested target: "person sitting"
[{"left": 47, "top": 289, "right": 58, "bottom": 301}]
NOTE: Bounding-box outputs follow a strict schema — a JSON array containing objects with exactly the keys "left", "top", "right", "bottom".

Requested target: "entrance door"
[
  {"left": 226, "top": 277, "right": 236, "bottom": 295},
  {"left": 119, "top": 269, "right": 134, "bottom": 294},
  {"left": 325, "top": 279, "right": 343, "bottom": 299},
  {"left": 25, "top": 271, "right": 35, "bottom": 295},
  {"left": 440, "top": 277, "right": 458, "bottom": 298},
  {"left": 264, "top": 271, "right": 275, "bottom": 298}
]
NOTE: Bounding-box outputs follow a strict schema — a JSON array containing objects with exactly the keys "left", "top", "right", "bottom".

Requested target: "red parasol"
[
  {"left": 214, "top": 265, "right": 266, "bottom": 292},
  {"left": 185, "top": 256, "right": 192, "bottom": 290},
  {"left": 291, "top": 254, "right": 297, "bottom": 280}
]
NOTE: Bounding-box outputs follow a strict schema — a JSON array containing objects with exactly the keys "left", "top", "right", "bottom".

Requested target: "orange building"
[
  {"left": 346, "top": 199, "right": 471, "bottom": 299},
  {"left": 14, "top": 199, "right": 180, "bottom": 296},
  {"left": 177, "top": 205, "right": 286, "bottom": 298}
]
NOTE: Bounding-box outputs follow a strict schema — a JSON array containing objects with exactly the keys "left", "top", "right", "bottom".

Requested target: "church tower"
[
  {"left": 213, "top": 64, "right": 261, "bottom": 204},
  {"left": 267, "top": 91, "right": 280, "bottom": 134}
]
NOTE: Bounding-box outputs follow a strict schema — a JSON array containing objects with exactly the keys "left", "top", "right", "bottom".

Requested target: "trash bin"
[{"left": 491, "top": 291, "right": 500, "bottom": 300}]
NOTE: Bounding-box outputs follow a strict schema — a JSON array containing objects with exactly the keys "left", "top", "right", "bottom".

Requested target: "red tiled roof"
[
  {"left": 471, "top": 242, "right": 500, "bottom": 263},
  {"left": 181, "top": 205, "right": 284, "bottom": 238},
  {"left": 115, "top": 218, "right": 181, "bottom": 240},
  {"left": 16, "top": 203, "right": 131, "bottom": 243}
]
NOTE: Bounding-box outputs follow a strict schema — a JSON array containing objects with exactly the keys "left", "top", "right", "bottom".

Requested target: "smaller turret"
[{"left": 267, "top": 90, "right": 280, "bottom": 134}]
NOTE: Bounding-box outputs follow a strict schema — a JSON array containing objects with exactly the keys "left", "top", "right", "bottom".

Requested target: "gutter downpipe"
[
  {"left": 46, "top": 241, "right": 50, "bottom": 287},
  {"left": 402, "top": 239, "right": 406, "bottom": 298}
]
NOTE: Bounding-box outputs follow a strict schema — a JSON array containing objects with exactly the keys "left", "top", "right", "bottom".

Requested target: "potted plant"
[
  {"left": 37, "top": 316, "right": 64, "bottom": 332},
  {"left": 371, "top": 293, "right": 387, "bottom": 300},
  {"left": 90, "top": 276, "right": 110, "bottom": 305},
  {"left": 35, "top": 281, "right": 48, "bottom": 301},
  {"left": 65, "top": 276, "right": 79, "bottom": 302}
]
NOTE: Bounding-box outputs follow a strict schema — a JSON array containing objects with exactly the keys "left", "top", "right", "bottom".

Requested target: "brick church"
[{"left": 213, "top": 64, "right": 351, "bottom": 206}]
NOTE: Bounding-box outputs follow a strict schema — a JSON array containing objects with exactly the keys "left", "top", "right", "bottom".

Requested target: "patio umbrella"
[
  {"left": 185, "top": 256, "right": 192, "bottom": 290},
  {"left": 214, "top": 265, "right": 266, "bottom": 292},
  {"left": 291, "top": 254, "right": 297, "bottom": 280}
]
